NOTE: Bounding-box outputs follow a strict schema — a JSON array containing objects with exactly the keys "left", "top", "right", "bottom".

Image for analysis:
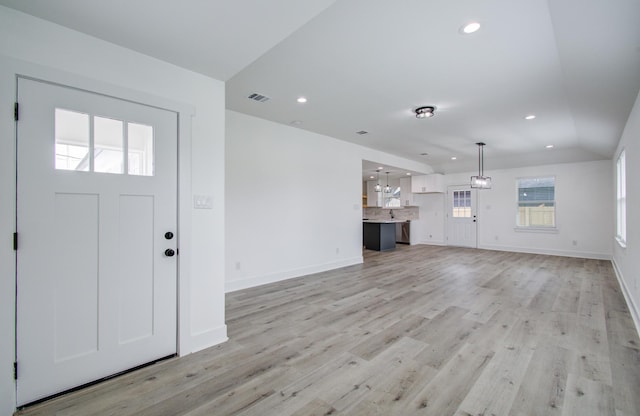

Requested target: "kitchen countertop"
[{"left": 362, "top": 219, "right": 409, "bottom": 223}]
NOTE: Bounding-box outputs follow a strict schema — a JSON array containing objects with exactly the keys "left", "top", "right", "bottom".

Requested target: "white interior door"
[
  {"left": 16, "top": 78, "right": 178, "bottom": 405},
  {"left": 447, "top": 186, "right": 477, "bottom": 248}
]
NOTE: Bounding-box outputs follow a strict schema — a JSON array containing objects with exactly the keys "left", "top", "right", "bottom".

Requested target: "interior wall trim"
[
  {"left": 226, "top": 256, "right": 363, "bottom": 293},
  {"left": 612, "top": 258, "right": 640, "bottom": 339}
]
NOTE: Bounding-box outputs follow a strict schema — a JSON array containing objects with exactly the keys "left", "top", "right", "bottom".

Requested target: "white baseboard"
[
  {"left": 478, "top": 243, "right": 611, "bottom": 260},
  {"left": 183, "top": 324, "right": 228, "bottom": 355},
  {"left": 611, "top": 258, "right": 640, "bottom": 338},
  {"left": 416, "top": 240, "right": 446, "bottom": 246},
  {"left": 225, "top": 256, "right": 363, "bottom": 293}
]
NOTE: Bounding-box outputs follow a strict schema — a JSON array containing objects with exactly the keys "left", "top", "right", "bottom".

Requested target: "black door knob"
[
  {"left": 165, "top": 232, "right": 174, "bottom": 240},
  {"left": 164, "top": 248, "right": 175, "bottom": 257}
]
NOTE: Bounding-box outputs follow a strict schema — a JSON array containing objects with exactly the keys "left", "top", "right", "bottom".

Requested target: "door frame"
[
  {"left": 10, "top": 68, "right": 196, "bottom": 403},
  {"left": 446, "top": 184, "right": 478, "bottom": 248}
]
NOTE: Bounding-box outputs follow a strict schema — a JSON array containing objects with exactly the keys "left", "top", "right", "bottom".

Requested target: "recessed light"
[
  {"left": 415, "top": 106, "right": 436, "bottom": 118},
  {"left": 378, "top": 166, "right": 384, "bottom": 170},
  {"left": 406, "top": 172, "right": 412, "bottom": 176},
  {"left": 297, "top": 97, "right": 307, "bottom": 103},
  {"left": 369, "top": 175, "right": 375, "bottom": 179},
  {"left": 524, "top": 115, "right": 536, "bottom": 120},
  {"left": 420, "top": 153, "right": 429, "bottom": 156},
  {"left": 461, "top": 22, "right": 481, "bottom": 34},
  {"left": 546, "top": 144, "right": 554, "bottom": 149},
  {"left": 451, "top": 156, "right": 457, "bottom": 160},
  {"left": 356, "top": 130, "right": 368, "bottom": 135}
]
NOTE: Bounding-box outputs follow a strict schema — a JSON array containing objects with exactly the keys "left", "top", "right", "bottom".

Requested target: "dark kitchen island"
[{"left": 363, "top": 220, "right": 397, "bottom": 251}]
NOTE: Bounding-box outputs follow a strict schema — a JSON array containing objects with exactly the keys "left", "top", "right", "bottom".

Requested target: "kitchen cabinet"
[
  {"left": 411, "top": 174, "right": 445, "bottom": 193},
  {"left": 366, "top": 180, "right": 382, "bottom": 207},
  {"left": 399, "top": 177, "right": 414, "bottom": 206}
]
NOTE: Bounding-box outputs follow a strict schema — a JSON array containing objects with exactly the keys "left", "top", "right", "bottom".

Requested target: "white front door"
[
  {"left": 16, "top": 78, "right": 178, "bottom": 405},
  {"left": 447, "top": 186, "right": 477, "bottom": 248}
]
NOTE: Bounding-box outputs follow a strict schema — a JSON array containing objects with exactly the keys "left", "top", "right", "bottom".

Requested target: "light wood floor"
[{"left": 17, "top": 245, "right": 640, "bottom": 416}]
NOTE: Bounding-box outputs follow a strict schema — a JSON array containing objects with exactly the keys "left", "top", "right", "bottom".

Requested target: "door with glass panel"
[
  {"left": 447, "top": 186, "right": 477, "bottom": 247},
  {"left": 16, "top": 78, "right": 178, "bottom": 405}
]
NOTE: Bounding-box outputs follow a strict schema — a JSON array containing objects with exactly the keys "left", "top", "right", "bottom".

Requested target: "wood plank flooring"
[{"left": 17, "top": 245, "right": 640, "bottom": 415}]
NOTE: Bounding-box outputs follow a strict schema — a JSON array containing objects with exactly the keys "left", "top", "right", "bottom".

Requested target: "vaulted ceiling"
[{"left": 2, "top": 0, "right": 639, "bottom": 173}]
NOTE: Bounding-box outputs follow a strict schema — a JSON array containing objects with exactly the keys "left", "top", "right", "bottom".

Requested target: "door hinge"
[
  {"left": 13, "top": 232, "right": 18, "bottom": 251},
  {"left": 14, "top": 102, "right": 19, "bottom": 121},
  {"left": 13, "top": 362, "right": 17, "bottom": 380}
]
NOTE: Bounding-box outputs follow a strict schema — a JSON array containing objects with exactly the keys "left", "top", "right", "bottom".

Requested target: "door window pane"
[
  {"left": 55, "top": 109, "right": 90, "bottom": 171},
  {"left": 452, "top": 190, "right": 471, "bottom": 217},
  {"left": 128, "top": 123, "right": 154, "bottom": 176},
  {"left": 94, "top": 116, "right": 124, "bottom": 174}
]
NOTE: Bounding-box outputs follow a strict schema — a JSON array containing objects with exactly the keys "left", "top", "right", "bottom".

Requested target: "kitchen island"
[{"left": 363, "top": 219, "right": 405, "bottom": 251}]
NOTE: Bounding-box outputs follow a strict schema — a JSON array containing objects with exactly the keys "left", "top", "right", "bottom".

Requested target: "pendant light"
[
  {"left": 374, "top": 170, "right": 382, "bottom": 192},
  {"left": 384, "top": 172, "right": 392, "bottom": 193},
  {"left": 470, "top": 142, "right": 492, "bottom": 189}
]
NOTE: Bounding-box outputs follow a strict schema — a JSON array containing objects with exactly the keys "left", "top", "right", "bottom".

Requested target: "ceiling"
[{"left": 2, "top": 0, "right": 640, "bottom": 174}]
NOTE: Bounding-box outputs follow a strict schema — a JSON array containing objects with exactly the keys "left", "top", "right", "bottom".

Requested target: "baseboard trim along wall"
[
  {"left": 186, "top": 325, "right": 228, "bottom": 355},
  {"left": 479, "top": 243, "right": 611, "bottom": 260},
  {"left": 612, "top": 258, "right": 640, "bottom": 339},
  {"left": 417, "top": 240, "right": 447, "bottom": 246},
  {"left": 226, "top": 256, "right": 363, "bottom": 293}
]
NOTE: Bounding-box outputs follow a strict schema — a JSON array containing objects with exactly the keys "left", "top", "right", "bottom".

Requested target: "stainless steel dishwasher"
[{"left": 396, "top": 220, "right": 410, "bottom": 244}]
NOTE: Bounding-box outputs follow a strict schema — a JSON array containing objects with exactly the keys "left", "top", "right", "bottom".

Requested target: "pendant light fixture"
[
  {"left": 470, "top": 142, "right": 492, "bottom": 189},
  {"left": 384, "top": 172, "right": 392, "bottom": 193},
  {"left": 374, "top": 170, "right": 382, "bottom": 192}
]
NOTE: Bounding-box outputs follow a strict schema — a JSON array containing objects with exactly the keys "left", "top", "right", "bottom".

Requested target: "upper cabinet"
[
  {"left": 399, "top": 177, "right": 414, "bottom": 206},
  {"left": 366, "top": 180, "right": 382, "bottom": 207},
  {"left": 411, "top": 174, "right": 445, "bottom": 193}
]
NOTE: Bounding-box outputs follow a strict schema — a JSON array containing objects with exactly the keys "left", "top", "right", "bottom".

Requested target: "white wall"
[
  {"left": 0, "top": 7, "right": 226, "bottom": 413},
  {"left": 612, "top": 89, "right": 640, "bottom": 332},
  {"left": 225, "top": 110, "right": 431, "bottom": 291},
  {"left": 413, "top": 160, "right": 613, "bottom": 259}
]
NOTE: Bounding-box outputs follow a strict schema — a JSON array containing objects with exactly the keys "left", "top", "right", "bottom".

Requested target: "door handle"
[{"left": 164, "top": 248, "right": 175, "bottom": 257}]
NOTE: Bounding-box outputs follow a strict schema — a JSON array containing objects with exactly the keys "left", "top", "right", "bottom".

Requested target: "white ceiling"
[{"left": 2, "top": 0, "right": 640, "bottom": 174}]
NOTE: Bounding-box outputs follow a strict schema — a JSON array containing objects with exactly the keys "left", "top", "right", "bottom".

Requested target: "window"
[
  {"left": 452, "top": 190, "right": 471, "bottom": 218},
  {"left": 383, "top": 186, "right": 401, "bottom": 208},
  {"left": 616, "top": 150, "right": 626, "bottom": 246},
  {"left": 55, "top": 108, "right": 154, "bottom": 176},
  {"left": 516, "top": 177, "right": 555, "bottom": 228}
]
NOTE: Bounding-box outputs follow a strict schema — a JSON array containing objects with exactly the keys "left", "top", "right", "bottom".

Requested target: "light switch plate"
[{"left": 193, "top": 194, "right": 213, "bottom": 209}]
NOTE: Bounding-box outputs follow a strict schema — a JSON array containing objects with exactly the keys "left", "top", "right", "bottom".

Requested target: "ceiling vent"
[
  {"left": 247, "top": 93, "right": 270, "bottom": 103},
  {"left": 247, "top": 92, "right": 271, "bottom": 103}
]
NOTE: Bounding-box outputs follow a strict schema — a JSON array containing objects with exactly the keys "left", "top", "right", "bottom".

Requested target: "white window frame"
[
  {"left": 515, "top": 176, "right": 557, "bottom": 231},
  {"left": 616, "top": 149, "right": 626, "bottom": 247}
]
